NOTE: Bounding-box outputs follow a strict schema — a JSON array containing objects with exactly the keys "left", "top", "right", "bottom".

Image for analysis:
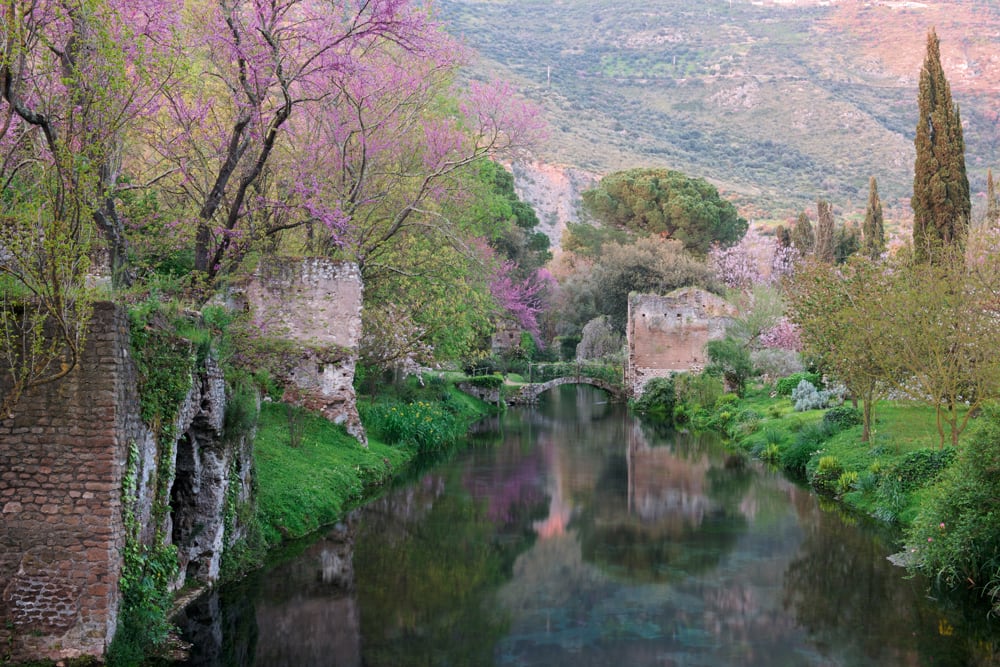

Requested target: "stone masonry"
[
  {"left": 0, "top": 303, "right": 137, "bottom": 661},
  {"left": 243, "top": 258, "right": 366, "bottom": 444},
  {"left": 0, "top": 303, "right": 255, "bottom": 663},
  {"left": 626, "top": 288, "right": 737, "bottom": 397}
]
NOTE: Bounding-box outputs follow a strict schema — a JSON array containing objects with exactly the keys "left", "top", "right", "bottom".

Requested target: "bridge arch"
[{"left": 507, "top": 376, "right": 626, "bottom": 405}]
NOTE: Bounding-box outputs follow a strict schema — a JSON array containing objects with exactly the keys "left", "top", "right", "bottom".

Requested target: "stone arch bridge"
[{"left": 507, "top": 375, "right": 626, "bottom": 405}]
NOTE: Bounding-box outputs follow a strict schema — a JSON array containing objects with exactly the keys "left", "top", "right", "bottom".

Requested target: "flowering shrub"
[
  {"left": 709, "top": 228, "right": 800, "bottom": 290},
  {"left": 751, "top": 348, "right": 804, "bottom": 380},
  {"left": 759, "top": 318, "right": 802, "bottom": 351}
]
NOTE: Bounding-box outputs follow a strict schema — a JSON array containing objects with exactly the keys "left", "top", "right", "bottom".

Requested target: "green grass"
[
  {"left": 253, "top": 403, "right": 413, "bottom": 545},
  {"left": 253, "top": 381, "right": 493, "bottom": 547}
]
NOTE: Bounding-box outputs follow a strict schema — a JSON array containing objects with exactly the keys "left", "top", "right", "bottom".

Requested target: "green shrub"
[
  {"left": 873, "top": 477, "right": 906, "bottom": 524},
  {"left": 714, "top": 393, "right": 740, "bottom": 411},
  {"left": 888, "top": 447, "right": 957, "bottom": 492},
  {"left": 673, "top": 403, "right": 690, "bottom": 425},
  {"left": 674, "top": 372, "right": 724, "bottom": 411},
  {"left": 836, "top": 471, "right": 859, "bottom": 495},
  {"left": 729, "top": 408, "right": 761, "bottom": 437},
  {"left": 362, "top": 400, "right": 464, "bottom": 454},
  {"left": 761, "top": 443, "right": 782, "bottom": 463},
  {"left": 705, "top": 337, "right": 754, "bottom": 396},
  {"left": 855, "top": 470, "right": 879, "bottom": 496},
  {"left": 634, "top": 376, "right": 675, "bottom": 418},
  {"left": 776, "top": 371, "right": 822, "bottom": 396},
  {"left": 467, "top": 374, "right": 504, "bottom": 389},
  {"left": 780, "top": 440, "right": 814, "bottom": 477},
  {"left": 905, "top": 411, "right": 1000, "bottom": 610},
  {"left": 809, "top": 455, "right": 843, "bottom": 495},
  {"left": 823, "top": 405, "right": 862, "bottom": 431},
  {"left": 762, "top": 427, "right": 786, "bottom": 446}
]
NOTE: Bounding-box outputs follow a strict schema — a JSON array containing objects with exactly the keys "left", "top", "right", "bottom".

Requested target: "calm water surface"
[{"left": 175, "top": 386, "right": 1000, "bottom": 666}]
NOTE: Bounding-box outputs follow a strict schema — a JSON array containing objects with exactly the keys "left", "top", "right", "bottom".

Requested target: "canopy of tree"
[{"left": 580, "top": 168, "right": 747, "bottom": 255}]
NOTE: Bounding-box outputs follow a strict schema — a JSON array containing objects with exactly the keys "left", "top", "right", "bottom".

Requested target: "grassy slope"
[{"left": 253, "top": 386, "right": 491, "bottom": 546}]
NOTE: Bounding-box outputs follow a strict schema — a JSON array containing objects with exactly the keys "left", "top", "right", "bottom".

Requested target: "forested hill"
[{"left": 438, "top": 0, "right": 1000, "bottom": 222}]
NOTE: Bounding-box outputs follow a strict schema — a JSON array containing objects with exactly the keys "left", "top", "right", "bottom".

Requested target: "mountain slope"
[{"left": 440, "top": 0, "right": 1000, "bottom": 221}]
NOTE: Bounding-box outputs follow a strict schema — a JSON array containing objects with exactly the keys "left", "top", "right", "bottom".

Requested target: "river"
[{"left": 173, "top": 385, "right": 1000, "bottom": 666}]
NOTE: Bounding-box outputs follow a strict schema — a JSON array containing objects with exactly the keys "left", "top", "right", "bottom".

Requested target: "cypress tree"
[
  {"left": 815, "top": 199, "right": 835, "bottom": 263},
  {"left": 775, "top": 224, "right": 792, "bottom": 248},
  {"left": 912, "top": 29, "right": 970, "bottom": 263},
  {"left": 791, "top": 211, "right": 814, "bottom": 254},
  {"left": 862, "top": 176, "right": 885, "bottom": 259},
  {"left": 987, "top": 168, "right": 999, "bottom": 229}
]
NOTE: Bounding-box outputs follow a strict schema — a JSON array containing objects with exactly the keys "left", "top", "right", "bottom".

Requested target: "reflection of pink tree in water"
[
  {"left": 463, "top": 447, "right": 547, "bottom": 525},
  {"left": 532, "top": 436, "right": 573, "bottom": 539}
]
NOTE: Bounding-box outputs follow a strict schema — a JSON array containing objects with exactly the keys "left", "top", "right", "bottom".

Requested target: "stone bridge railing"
[{"left": 507, "top": 375, "right": 626, "bottom": 405}]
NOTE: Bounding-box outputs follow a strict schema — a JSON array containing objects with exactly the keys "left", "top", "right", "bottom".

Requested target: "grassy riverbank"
[
  {"left": 720, "top": 389, "right": 966, "bottom": 525},
  {"left": 250, "top": 380, "right": 494, "bottom": 551}
]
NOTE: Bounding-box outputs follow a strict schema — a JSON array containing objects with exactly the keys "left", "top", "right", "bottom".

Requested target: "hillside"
[{"left": 439, "top": 0, "right": 1000, "bottom": 223}]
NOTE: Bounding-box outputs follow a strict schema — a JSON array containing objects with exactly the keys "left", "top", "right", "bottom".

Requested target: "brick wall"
[
  {"left": 0, "top": 302, "right": 135, "bottom": 661},
  {"left": 626, "top": 288, "right": 737, "bottom": 397},
  {"left": 0, "top": 301, "right": 257, "bottom": 662}
]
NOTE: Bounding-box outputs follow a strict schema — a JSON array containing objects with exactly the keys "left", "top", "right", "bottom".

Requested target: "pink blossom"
[{"left": 710, "top": 227, "right": 800, "bottom": 290}]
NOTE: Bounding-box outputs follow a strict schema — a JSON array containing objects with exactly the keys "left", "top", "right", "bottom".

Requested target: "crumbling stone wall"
[
  {"left": 0, "top": 303, "right": 135, "bottom": 661},
  {"left": 0, "top": 303, "right": 254, "bottom": 663},
  {"left": 626, "top": 288, "right": 736, "bottom": 397},
  {"left": 166, "top": 355, "right": 254, "bottom": 587},
  {"left": 243, "top": 259, "right": 366, "bottom": 443}
]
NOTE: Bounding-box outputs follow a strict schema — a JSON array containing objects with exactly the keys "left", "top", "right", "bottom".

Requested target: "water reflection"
[{"left": 174, "top": 385, "right": 1000, "bottom": 666}]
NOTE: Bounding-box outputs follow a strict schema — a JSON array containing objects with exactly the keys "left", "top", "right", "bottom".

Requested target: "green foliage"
[
  {"left": 361, "top": 400, "right": 465, "bottom": 454},
  {"left": 790, "top": 211, "right": 814, "bottom": 254},
  {"left": 779, "top": 420, "right": 837, "bottom": 477},
  {"left": 906, "top": 411, "right": 1000, "bottom": 608},
  {"left": 814, "top": 200, "right": 835, "bottom": 263},
  {"left": 674, "top": 372, "right": 724, "bottom": 412},
  {"left": 705, "top": 336, "right": 754, "bottom": 397},
  {"left": 633, "top": 376, "right": 675, "bottom": 418},
  {"left": 836, "top": 470, "right": 859, "bottom": 495},
  {"left": 833, "top": 222, "right": 861, "bottom": 264},
  {"left": 528, "top": 361, "right": 622, "bottom": 386},
  {"left": 862, "top": 176, "right": 885, "bottom": 259},
  {"left": 254, "top": 403, "right": 415, "bottom": 545},
  {"left": 672, "top": 403, "right": 691, "bottom": 425},
  {"left": 888, "top": 447, "right": 957, "bottom": 492},
  {"left": 776, "top": 371, "right": 822, "bottom": 396},
  {"left": 810, "top": 455, "right": 844, "bottom": 495},
  {"left": 580, "top": 168, "right": 747, "bottom": 254},
  {"left": 873, "top": 476, "right": 906, "bottom": 524},
  {"left": 823, "top": 405, "right": 863, "bottom": 432},
  {"left": 466, "top": 374, "right": 505, "bottom": 390},
  {"left": 128, "top": 302, "right": 196, "bottom": 439},
  {"left": 106, "top": 440, "right": 178, "bottom": 666},
  {"left": 761, "top": 443, "right": 782, "bottom": 463},
  {"left": 560, "top": 235, "right": 717, "bottom": 333},
  {"left": 561, "top": 221, "right": 630, "bottom": 258},
  {"left": 780, "top": 439, "right": 816, "bottom": 477}
]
